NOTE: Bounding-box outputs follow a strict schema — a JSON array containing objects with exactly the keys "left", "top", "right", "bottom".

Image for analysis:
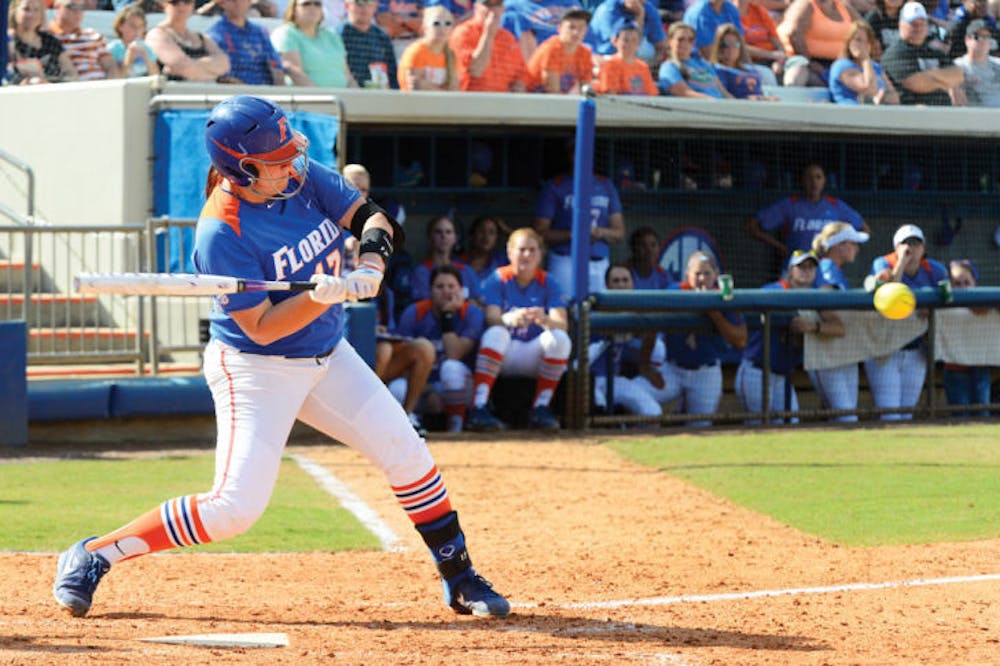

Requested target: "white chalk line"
[
  {"left": 290, "top": 454, "right": 405, "bottom": 553},
  {"left": 513, "top": 572, "right": 1000, "bottom": 611}
]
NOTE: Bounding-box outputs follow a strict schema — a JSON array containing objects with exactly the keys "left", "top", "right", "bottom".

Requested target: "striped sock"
[
  {"left": 473, "top": 348, "right": 504, "bottom": 407},
  {"left": 533, "top": 356, "right": 568, "bottom": 407},
  {"left": 85, "top": 495, "right": 210, "bottom": 564},
  {"left": 392, "top": 466, "right": 452, "bottom": 524}
]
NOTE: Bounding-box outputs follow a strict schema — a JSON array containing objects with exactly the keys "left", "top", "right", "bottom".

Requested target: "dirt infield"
[{"left": 3, "top": 434, "right": 999, "bottom": 664}]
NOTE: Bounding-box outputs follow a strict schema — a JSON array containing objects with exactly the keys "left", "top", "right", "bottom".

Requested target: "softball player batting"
[{"left": 52, "top": 96, "right": 509, "bottom": 619}]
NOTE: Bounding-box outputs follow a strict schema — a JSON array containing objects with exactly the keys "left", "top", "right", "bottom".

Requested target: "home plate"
[{"left": 139, "top": 633, "right": 289, "bottom": 648}]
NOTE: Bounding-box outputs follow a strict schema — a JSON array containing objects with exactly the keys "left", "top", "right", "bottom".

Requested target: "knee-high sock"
[
  {"left": 393, "top": 465, "right": 452, "bottom": 524},
  {"left": 85, "top": 495, "right": 210, "bottom": 564},
  {"left": 473, "top": 326, "right": 510, "bottom": 407},
  {"left": 534, "top": 329, "right": 572, "bottom": 408}
]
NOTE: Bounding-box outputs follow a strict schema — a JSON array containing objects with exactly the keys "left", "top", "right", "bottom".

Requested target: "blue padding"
[
  {"left": 0, "top": 321, "right": 28, "bottom": 445},
  {"left": 28, "top": 380, "right": 113, "bottom": 422},
  {"left": 344, "top": 302, "right": 376, "bottom": 369},
  {"left": 110, "top": 377, "right": 214, "bottom": 418}
]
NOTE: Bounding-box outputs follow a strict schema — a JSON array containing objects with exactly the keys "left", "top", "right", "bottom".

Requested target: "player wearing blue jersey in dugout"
[{"left": 51, "top": 95, "right": 509, "bottom": 620}]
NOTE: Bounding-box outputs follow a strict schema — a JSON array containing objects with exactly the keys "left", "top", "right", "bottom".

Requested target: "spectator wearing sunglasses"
[
  {"left": 398, "top": 4, "right": 459, "bottom": 89},
  {"left": 271, "top": 0, "right": 357, "bottom": 86},
  {"left": 955, "top": 19, "right": 1000, "bottom": 105},
  {"left": 207, "top": 0, "right": 284, "bottom": 84},
  {"left": 147, "top": 0, "right": 230, "bottom": 81},
  {"left": 449, "top": 0, "right": 529, "bottom": 92},
  {"left": 47, "top": 0, "right": 119, "bottom": 79}
]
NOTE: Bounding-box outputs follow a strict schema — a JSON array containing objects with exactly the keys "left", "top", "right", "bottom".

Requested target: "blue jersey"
[
  {"left": 193, "top": 161, "right": 359, "bottom": 357},
  {"left": 207, "top": 16, "right": 282, "bottom": 85},
  {"left": 631, "top": 265, "right": 672, "bottom": 290},
  {"left": 395, "top": 299, "right": 485, "bottom": 381},
  {"left": 589, "top": 0, "right": 665, "bottom": 56},
  {"left": 658, "top": 54, "right": 725, "bottom": 97},
  {"left": 682, "top": 0, "right": 743, "bottom": 49},
  {"left": 756, "top": 194, "right": 864, "bottom": 253},
  {"left": 411, "top": 259, "right": 482, "bottom": 302},
  {"left": 534, "top": 173, "right": 623, "bottom": 258},
  {"left": 713, "top": 63, "right": 764, "bottom": 99},
  {"left": 458, "top": 250, "right": 510, "bottom": 295},
  {"left": 482, "top": 265, "right": 568, "bottom": 341},
  {"left": 666, "top": 282, "right": 744, "bottom": 368},
  {"left": 829, "top": 58, "right": 887, "bottom": 105},
  {"left": 870, "top": 253, "right": 949, "bottom": 288},
  {"left": 502, "top": 0, "right": 582, "bottom": 43},
  {"left": 816, "top": 257, "right": 850, "bottom": 290},
  {"left": 742, "top": 280, "right": 801, "bottom": 375}
]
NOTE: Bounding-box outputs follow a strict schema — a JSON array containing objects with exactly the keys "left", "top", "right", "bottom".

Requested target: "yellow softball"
[{"left": 873, "top": 282, "right": 916, "bottom": 320}]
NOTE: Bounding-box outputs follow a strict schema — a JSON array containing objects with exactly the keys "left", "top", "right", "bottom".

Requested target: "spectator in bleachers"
[
  {"left": 736, "top": 0, "right": 786, "bottom": 83},
  {"left": 955, "top": 18, "right": 1000, "bottom": 105},
  {"left": 829, "top": 19, "right": 900, "bottom": 103},
  {"left": 589, "top": 264, "right": 663, "bottom": 419},
  {"left": 736, "top": 250, "right": 843, "bottom": 423},
  {"left": 377, "top": 319, "right": 437, "bottom": 437},
  {"left": 808, "top": 221, "right": 868, "bottom": 421},
  {"left": 8, "top": 0, "right": 78, "bottom": 83},
  {"left": 449, "top": 0, "right": 529, "bottom": 92},
  {"left": 196, "top": 0, "right": 278, "bottom": 17},
  {"left": 866, "top": 223, "right": 948, "bottom": 420},
  {"left": 881, "top": 1, "right": 965, "bottom": 105},
  {"left": 271, "top": 0, "right": 356, "bottom": 86},
  {"left": 627, "top": 226, "right": 671, "bottom": 289},
  {"left": 533, "top": 138, "right": 626, "bottom": 297},
  {"left": 658, "top": 21, "right": 732, "bottom": 97},
  {"left": 147, "top": 0, "right": 230, "bottom": 81},
  {"left": 777, "top": 0, "right": 861, "bottom": 86},
  {"left": 375, "top": 0, "right": 423, "bottom": 60},
  {"left": 502, "top": 0, "right": 582, "bottom": 62},
  {"left": 340, "top": 0, "right": 399, "bottom": 88},
  {"left": 392, "top": 264, "right": 486, "bottom": 432},
  {"left": 746, "top": 162, "right": 869, "bottom": 264},
  {"left": 397, "top": 4, "right": 459, "bottom": 89},
  {"left": 942, "top": 258, "right": 992, "bottom": 417},
  {"left": 946, "top": 0, "right": 995, "bottom": 59},
  {"left": 48, "top": 0, "right": 120, "bottom": 79},
  {"left": 108, "top": 3, "right": 159, "bottom": 77},
  {"left": 864, "top": 0, "right": 904, "bottom": 52},
  {"left": 683, "top": 0, "right": 743, "bottom": 59},
  {"left": 709, "top": 21, "right": 776, "bottom": 97},
  {"left": 637, "top": 251, "right": 748, "bottom": 426},
  {"left": 467, "top": 227, "right": 571, "bottom": 432},
  {"left": 458, "top": 214, "right": 511, "bottom": 295},
  {"left": 592, "top": 18, "right": 659, "bottom": 94},
  {"left": 207, "top": 0, "right": 284, "bottom": 84},
  {"left": 526, "top": 7, "right": 593, "bottom": 92},
  {"left": 589, "top": 0, "right": 667, "bottom": 65},
  {"left": 413, "top": 215, "right": 482, "bottom": 302}
]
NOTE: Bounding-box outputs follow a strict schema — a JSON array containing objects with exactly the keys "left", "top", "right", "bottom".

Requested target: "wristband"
[
  {"left": 359, "top": 227, "right": 393, "bottom": 265},
  {"left": 440, "top": 310, "right": 456, "bottom": 333}
]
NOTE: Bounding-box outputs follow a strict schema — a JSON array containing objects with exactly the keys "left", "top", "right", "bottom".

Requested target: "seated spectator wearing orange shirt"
[
  {"left": 398, "top": 5, "right": 459, "bottom": 89},
  {"left": 449, "top": 0, "right": 529, "bottom": 91},
  {"left": 778, "top": 0, "right": 861, "bottom": 86},
  {"left": 527, "top": 7, "right": 592, "bottom": 93},
  {"left": 736, "top": 0, "right": 787, "bottom": 84},
  {"left": 593, "top": 19, "right": 657, "bottom": 94},
  {"left": 48, "top": 0, "right": 119, "bottom": 80}
]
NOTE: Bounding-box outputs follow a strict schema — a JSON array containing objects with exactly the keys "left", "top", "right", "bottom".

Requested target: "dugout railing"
[{"left": 569, "top": 287, "right": 1000, "bottom": 430}]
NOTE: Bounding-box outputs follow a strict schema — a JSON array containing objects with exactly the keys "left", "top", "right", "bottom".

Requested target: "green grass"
[
  {"left": 0, "top": 456, "right": 381, "bottom": 553},
  {"left": 608, "top": 425, "right": 1000, "bottom": 546}
]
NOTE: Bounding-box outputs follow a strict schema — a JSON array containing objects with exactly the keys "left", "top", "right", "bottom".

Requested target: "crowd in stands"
[{"left": 6, "top": 0, "right": 1000, "bottom": 104}]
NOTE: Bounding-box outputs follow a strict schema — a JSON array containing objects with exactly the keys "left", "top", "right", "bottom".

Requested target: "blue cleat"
[
  {"left": 53, "top": 537, "right": 109, "bottom": 617},
  {"left": 445, "top": 569, "right": 511, "bottom": 618},
  {"left": 528, "top": 405, "right": 560, "bottom": 431},
  {"left": 466, "top": 406, "right": 505, "bottom": 432}
]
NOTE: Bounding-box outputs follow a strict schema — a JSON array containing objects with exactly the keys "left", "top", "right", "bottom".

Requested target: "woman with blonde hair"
[
  {"left": 808, "top": 220, "right": 870, "bottom": 421},
  {"left": 108, "top": 3, "right": 159, "bottom": 78},
  {"left": 829, "top": 19, "right": 899, "bottom": 104},
  {"left": 270, "top": 0, "right": 356, "bottom": 87},
  {"left": 397, "top": 4, "right": 459, "bottom": 91},
  {"left": 708, "top": 23, "right": 772, "bottom": 99},
  {"left": 658, "top": 21, "right": 732, "bottom": 98},
  {"left": 8, "top": 0, "right": 77, "bottom": 84}
]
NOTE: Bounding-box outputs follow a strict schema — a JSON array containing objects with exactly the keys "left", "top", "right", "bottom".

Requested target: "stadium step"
[
  {"left": 0, "top": 260, "right": 42, "bottom": 292},
  {"left": 27, "top": 361, "right": 201, "bottom": 379},
  {"left": 28, "top": 327, "right": 148, "bottom": 355},
  {"left": 0, "top": 293, "right": 101, "bottom": 327}
]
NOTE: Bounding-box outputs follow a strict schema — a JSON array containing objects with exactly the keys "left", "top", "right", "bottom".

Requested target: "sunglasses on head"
[{"left": 431, "top": 19, "right": 453, "bottom": 26}]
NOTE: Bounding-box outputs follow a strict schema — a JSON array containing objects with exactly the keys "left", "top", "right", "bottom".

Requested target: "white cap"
[
  {"left": 893, "top": 224, "right": 925, "bottom": 246},
  {"left": 822, "top": 227, "right": 870, "bottom": 249},
  {"left": 900, "top": 1, "right": 928, "bottom": 23},
  {"left": 787, "top": 250, "right": 819, "bottom": 269}
]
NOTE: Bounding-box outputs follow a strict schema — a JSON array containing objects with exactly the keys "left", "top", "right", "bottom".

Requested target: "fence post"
[{"left": 0, "top": 321, "right": 28, "bottom": 446}]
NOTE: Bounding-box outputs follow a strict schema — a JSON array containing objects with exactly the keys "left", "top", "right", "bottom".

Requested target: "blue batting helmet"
[{"left": 205, "top": 95, "right": 308, "bottom": 192}]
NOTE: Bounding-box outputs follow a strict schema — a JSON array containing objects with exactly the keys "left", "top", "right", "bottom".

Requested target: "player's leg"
[
  {"left": 439, "top": 359, "right": 473, "bottom": 432},
  {"left": 614, "top": 376, "right": 663, "bottom": 417},
  {"left": 378, "top": 338, "right": 435, "bottom": 435},
  {"left": 683, "top": 365, "right": 723, "bottom": 427},
  {"left": 735, "top": 359, "right": 763, "bottom": 424},
  {"left": 971, "top": 367, "right": 992, "bottom": 417},
  {"left": 809, "top": 364, "right": 859, "bottom": 422},
  {"left": 631, "top": 361, "right": 681, "bottom": 405},
  {"left": 546, "top": 252, "right": 573, "bottom": 300},
  {"left": 529, "top": 329, "right": 571, "bottom": 429},
  {"left": 53, "top": 341, "right": 310, "bottom": 617},
  {"left": 865, "top": 353, "right": 904, "bottom": 420},
  {"left": 468, "top": 325, "right": 511, "bottom": 430},
  {"left": 588, "top": 258, "right": 609, "bottom": 295},
  {"left": 298, "top": 340, "right": 509, "bottom": 617},
  {"left": 896, "top": 348, "right": 927, "bottom": 420}
]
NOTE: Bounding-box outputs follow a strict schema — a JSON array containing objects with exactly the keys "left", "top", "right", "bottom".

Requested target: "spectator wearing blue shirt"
[
  {"left": 340, "top": 0, "right": 399, "bottom": 88},
  {"left": 682, "top": 0, "right": 742, "bottom": 58},
  {"left": 829, "top": 19, "right": 900, "bottom": 104},
  {"left": 207, "top": 0, "right": 284, "bottom": 84},
  {"left": 589, "top": 0, "right": 667, "bottom": 63},
  {"left": 658, "top": 21, "right": 732, "bottom": 97}
]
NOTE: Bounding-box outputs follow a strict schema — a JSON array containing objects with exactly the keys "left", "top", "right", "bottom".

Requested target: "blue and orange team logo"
[
  {"left": 278, "top": 116, "right": 288, "bottom": 142},
  {"left": 658, "top": 226, "right": 726, "bottom": 284}
]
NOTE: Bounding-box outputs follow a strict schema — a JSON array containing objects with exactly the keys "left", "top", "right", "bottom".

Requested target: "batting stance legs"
[{"left": 52, "top": 339, "right": 509, "bottom": 618}]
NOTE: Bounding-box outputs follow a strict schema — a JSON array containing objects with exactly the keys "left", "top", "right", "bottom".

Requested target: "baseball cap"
[
  {"left": 900, "top": 1, "right": 928, "bottom": 23},
  {"left": 893, "top": 224, "right": 925, "bottom": 246},
  {"left": 966, "top": 19, "right": 992, "bottom": 37},
  {"left": 821, "top": 227, "right": 870, "bottom": 249},
  {"left": 787, "top": 250, "right": 819, "bottom": 269}
]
